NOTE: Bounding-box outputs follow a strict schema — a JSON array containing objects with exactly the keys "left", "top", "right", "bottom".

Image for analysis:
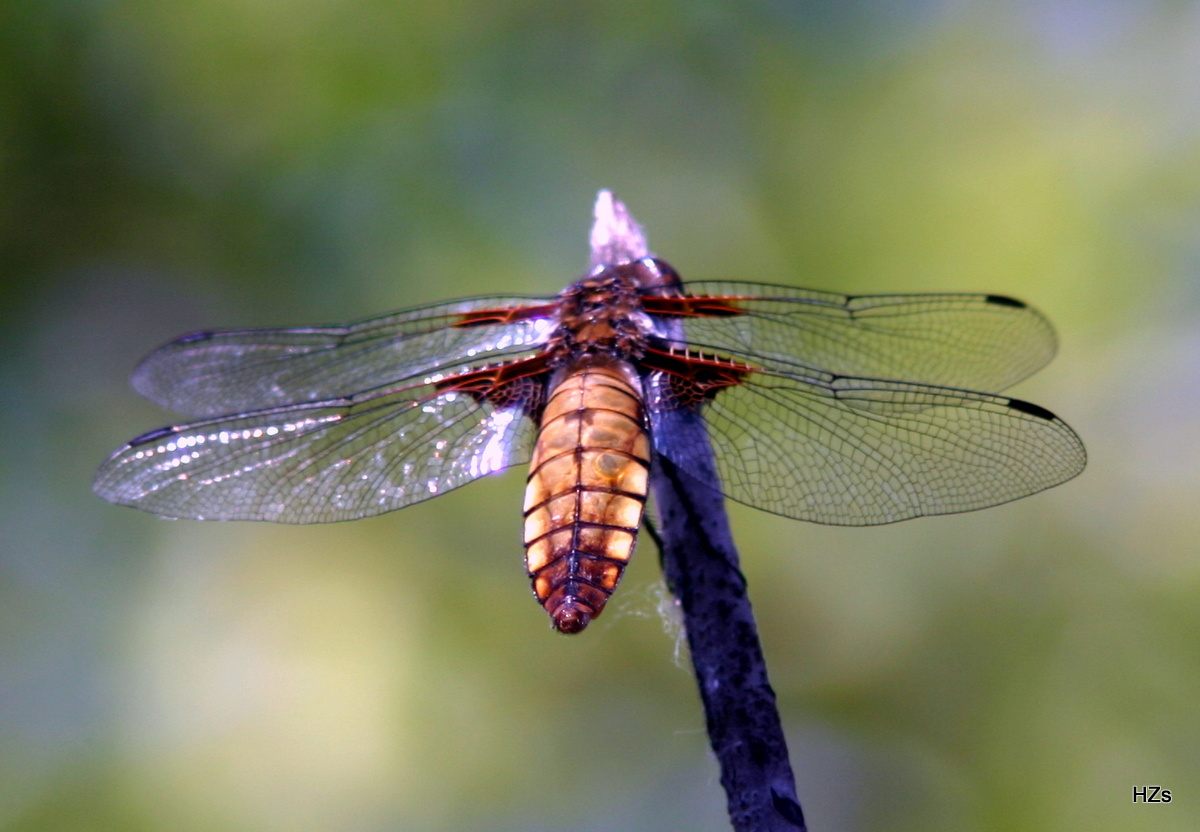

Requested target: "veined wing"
[
  {"left": 133, "top": 295, "right": 557, "bottom": 417},
  {"left": 649, "top": 282, "right": 1057, "bottom": 393},
  {"left": 94, "top": 363, "right": 544, "bottom": 523},
  {"left": 647, "top": 358, "right": 1086, "bottom": 526}
]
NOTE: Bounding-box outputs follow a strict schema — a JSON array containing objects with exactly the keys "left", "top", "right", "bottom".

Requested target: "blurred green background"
[{"left": 2, "top": 2, "right": 1197, "bottom": 830}]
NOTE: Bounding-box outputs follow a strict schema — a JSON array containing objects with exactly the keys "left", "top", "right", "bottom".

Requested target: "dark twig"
[{"left": 650, "top": 405, "right": 807, "bottom": 832}]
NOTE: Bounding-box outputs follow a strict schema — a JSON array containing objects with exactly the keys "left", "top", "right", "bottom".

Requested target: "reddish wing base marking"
[
  {"left": 640, "top": 347, "right": 755, "bottom": 407},
  {"left": 453, "top": 304, "right": 558, "bottom": 328},
  {"left": 434, "top": 354, "right": 552, "bottom": 417},
  {"left": 450, "top": 291, "right": 746, "bottom": 328},
  {"left": 640, "top": 295, "right": 744, "bottom": 318}
]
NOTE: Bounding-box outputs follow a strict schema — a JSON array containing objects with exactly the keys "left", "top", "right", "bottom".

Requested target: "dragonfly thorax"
[
  {"left": 546, "top": 257, "right": 685, "bottom": 369},
  {"left": 548, "top": 274, "right": 645, "bottom": 366}
]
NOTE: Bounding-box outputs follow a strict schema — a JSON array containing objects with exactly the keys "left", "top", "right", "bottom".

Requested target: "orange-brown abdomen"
[{"left": 524, "top": 359, "right": 650, "bottom": 633}]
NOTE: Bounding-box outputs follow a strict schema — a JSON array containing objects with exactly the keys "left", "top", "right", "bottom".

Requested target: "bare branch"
[
  {"left": 589, "top": 190, "right": 651, "bottom": 268},
  {"left": 651, "top": 410, "right": 807, "bottom": 832}
]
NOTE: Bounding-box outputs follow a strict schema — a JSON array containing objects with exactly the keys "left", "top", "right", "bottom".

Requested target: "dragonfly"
[{"left": 95, "top": 192, "right": 1086, "bottom": 633}]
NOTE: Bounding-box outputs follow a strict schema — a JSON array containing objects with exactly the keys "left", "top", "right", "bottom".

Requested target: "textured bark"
[{"left": 651, "top": 405, "right": 806, "bottom": 832}]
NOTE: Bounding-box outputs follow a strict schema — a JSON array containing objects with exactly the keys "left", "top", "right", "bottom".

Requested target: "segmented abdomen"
[{"left": 523, "top": 359, "right": 650, "bottom": 634}]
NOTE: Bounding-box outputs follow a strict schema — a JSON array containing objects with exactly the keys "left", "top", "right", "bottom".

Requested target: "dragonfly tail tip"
[{"left": 551, "top": 602, "right": 593, "bottom": 635}]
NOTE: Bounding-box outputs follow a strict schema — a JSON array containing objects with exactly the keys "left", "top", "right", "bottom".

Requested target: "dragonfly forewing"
[
  {"left": 133, "top": 296, "right": 556, "bottom": 417},
  {"left": 671, "top": 282, "right": 1058, "bottom": 393}
]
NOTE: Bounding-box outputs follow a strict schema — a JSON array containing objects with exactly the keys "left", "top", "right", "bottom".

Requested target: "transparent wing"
[
  {"left": 133, "top": 295, "right": 557, "bottom": 417},
  {"left": 648, "top": 365, "right": 1086, "bottom": 526},
  {"left": 94, "top": 379, "right": 537, "bottom": 523},
  {"left": 664, "top": 282, "right": 1058, "bottom": 392}
]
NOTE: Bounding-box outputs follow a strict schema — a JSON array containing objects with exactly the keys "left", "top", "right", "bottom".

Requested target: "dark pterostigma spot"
[
  {"left": 176, "top": 330, "right": 217, "bottom": 344},
  {"left": 771, "top": 788, "right": 807, "bottom": 828},
  {"left": 129, "top": 425, "right": 178, "bottom": 446},
  {"left": 1007, "top": 397, "right": 1056, "bottom": 421},
  {"left": 985, "top": 294, "right": 1026, "bottom": 308}
]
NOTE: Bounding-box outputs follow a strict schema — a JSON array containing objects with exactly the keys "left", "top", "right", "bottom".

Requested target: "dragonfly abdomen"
[{"left": 523, "top": 359, "right": 651, "bottom": 634}]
